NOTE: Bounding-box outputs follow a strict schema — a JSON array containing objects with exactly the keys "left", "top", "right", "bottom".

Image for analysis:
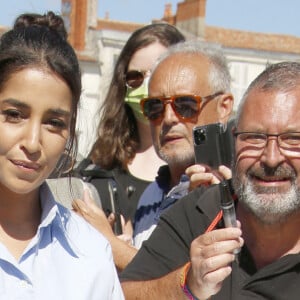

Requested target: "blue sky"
[{"left": 1, "top": 0, "right": 300, "bottom": 37}]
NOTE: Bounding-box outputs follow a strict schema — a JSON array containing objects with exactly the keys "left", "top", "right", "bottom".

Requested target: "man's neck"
[
  {"left": 238, "top": 206, "right": 300, "bottom": 269},
  {"left": 169, "top": 164, "right": 189, "bottom": 188}
]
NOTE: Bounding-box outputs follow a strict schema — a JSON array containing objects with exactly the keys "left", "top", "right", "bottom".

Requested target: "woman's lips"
[{"left": 10, "top": 159, "right": 41, "bottom": 171}]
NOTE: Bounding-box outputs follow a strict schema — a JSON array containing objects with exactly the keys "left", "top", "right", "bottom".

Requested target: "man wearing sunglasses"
[
  {"left": 122, "top": 61, "right": 300, "bottom": 299},
  {"left": 132, "top": 40, "right": 233, "bottom": 248}
]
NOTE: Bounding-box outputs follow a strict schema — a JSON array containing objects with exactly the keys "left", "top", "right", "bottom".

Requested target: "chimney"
[
  {"left": 161, "top": 3, "right": 176, "bottom": 24},
  {"left": 175, "top": 0, "right": 207, "bottom": 37},
  {"left": 164, "top": 3, "right": 173, "bottom": 18},
  {"left": 61, "top": 0, "right": 88, "bottom": 51}
]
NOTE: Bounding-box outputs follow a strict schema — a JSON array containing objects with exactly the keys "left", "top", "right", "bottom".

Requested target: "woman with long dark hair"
[{"left": 0, "top": 11, "right": 123, "bottom": 299}]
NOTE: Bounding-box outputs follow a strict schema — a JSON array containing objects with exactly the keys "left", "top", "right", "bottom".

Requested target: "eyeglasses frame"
[
  {"left": 233, "top": 131, "right": 300, "bottom": 157},
  {"left": 124, "top": 69, "right": 151, "bottom": 89},
  {"left": 140, "top": 91, "right": 224, "bottom": 122}
]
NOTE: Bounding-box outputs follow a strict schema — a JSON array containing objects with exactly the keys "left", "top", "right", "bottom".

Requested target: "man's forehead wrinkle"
[
  {"left": 149, "top": 52, "right": 211, "bottom": 97},
  {"left": 157, "top": 64, "right": 197, "bottom": 96},
  {"left": 165, "top": 64, "right": 190, "bottom": 93}
]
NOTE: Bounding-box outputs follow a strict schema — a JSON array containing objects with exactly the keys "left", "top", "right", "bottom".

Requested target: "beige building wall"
[{"left": 59, "top": 0, "right": 300, "bottom": 157}]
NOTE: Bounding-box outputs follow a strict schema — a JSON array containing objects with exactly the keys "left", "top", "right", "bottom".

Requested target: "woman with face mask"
[
  {"left": 71, "top": 24, "right": 184, "bottom": 271},
  {"left": 78, "top": 24, "right": 185, "bottom": 225}
]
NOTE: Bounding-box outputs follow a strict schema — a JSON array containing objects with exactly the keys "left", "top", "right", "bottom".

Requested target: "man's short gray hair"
[
  {"left": 151, "top": 40, "right": 231, "bottom": 93},
  {"left": 235, "top": 61, "right": 300, "bottom": 126}
]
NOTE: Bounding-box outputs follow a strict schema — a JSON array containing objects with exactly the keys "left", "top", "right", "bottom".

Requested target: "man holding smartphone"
[
  {"left": 133, "top": 40, "right": 234, "bottom": 248},
  {"left": 122, "top": 62, "right": 300, "bottom": 299}
]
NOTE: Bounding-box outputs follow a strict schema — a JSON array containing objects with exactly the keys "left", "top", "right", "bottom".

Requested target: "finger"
[
  {"left": 210, "top": 174, "right": 221, "bottom": 185},
  {"left": 210, "top": 170, "right": 224, "bottom": 182},
  {"left": 195, "top": 227, "right": 242, "bottom": 246},
  {"left": 120, "top": 214, "right": 126, "bottom": 227},
  {"left": 185, "top": 164, "right": 206, "bottom": 177},
  {"left": 189, "top": 172, "right": 214, "bottom": 190},
  {"left": 82, "top": 184, "right": 95, "bottom": 205},
  {"left": 71, "top": 200, "right": 81, "bottom": 214},
  {"left": 123, "top": 220, "right": 133, "bottom": 236},
  {"left": 218, "top": 165, "right": 232, "bottom": 180},
  {"left": 107, "top": 212, "right": 115, "bottom": 226},
  {"left": 192, "top": 238, "right": 243, "bottom": 259},
  {"left": 196, "top": 253, "right": 235, "bottom": 276},
  {"left": 72, "top": 199, "right": 88, "bottom": 214},
  {"left": 119, "top": 214, "right": 129, "bottom": 233}
]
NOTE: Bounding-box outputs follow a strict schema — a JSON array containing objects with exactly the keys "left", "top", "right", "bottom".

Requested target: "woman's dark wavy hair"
[
  {"left": 0, "top": 11, "right": 81, "bottom": 173},
  {"left": 90, "top": 23, "right": 185, "bottom": 169}
]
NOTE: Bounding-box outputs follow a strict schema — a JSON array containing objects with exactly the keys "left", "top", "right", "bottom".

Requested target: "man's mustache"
[{"left": 247, "top": 165, "right": 296, "bottom": 180}]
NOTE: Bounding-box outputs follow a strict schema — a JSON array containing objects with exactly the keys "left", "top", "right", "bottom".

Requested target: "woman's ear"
[{"left": 217, "top": 93, "right": 234, "bottom": 123}]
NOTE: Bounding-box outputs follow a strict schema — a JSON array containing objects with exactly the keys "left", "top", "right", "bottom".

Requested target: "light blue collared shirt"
[{"left": 0, "top": 183, "right": 124, "bottom": 300}]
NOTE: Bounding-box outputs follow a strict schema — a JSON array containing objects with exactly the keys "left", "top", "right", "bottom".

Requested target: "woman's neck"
[
  {"left": 0, "top": 188, "right": 41, "bottom": 239},
  {"left": 0, "top": 186, "right": 42, "bottom": 260},
  {"left": 127, "top": 120, "right": 164, "bottom": 181},
  {"left": 136, "top": 120, "right": 154, "bottom": 151}
]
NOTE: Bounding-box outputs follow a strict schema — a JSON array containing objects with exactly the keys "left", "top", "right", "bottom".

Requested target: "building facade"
[{"left": 14, "top": 0, "right": 300, "bottom": 157}]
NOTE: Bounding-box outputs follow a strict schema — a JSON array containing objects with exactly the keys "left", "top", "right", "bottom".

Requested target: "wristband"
[{"left": 180, "top": 262, "right": 200, "bottom": 300}]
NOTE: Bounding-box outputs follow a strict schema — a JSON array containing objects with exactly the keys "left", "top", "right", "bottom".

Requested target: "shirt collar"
[
  {"left": 166, "top": 174, "right": 189, "bottom": 198},
  {"left": 38, "top": 182, "right": 79, "bottom": 256},
  {"left": 156, "top": 165, "right": 171, "bottom": 189},
  {"left": 194, "top": 184, "right": 223, "bottom": 223},
  {"left": 156, "top": 165, "right": 190, "bottom": 195},
  {"left": 39, "top": 183, "right": 68, "bottom": 227}
]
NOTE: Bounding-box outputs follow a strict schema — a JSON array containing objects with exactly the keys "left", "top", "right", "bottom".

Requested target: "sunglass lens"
[
  {"left": 174, "top": 96, "right": 199, "bottom": 118},
  {"left": 143, "top": 99, "right": 164, "bottom": 120},
  {"left": 125, "top": 70, "right": 144, "bottom": 89}
]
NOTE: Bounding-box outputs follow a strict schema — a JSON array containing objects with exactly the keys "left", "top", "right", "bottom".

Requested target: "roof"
[
  {"left": 205, "top": 26, "right": 300, "bottom": 54},
  {"left": 95, "top": 18, "right": 300, "bottom": 55},
  {"left": 96, "top": 19, "right": 146, "bottom": 33}
]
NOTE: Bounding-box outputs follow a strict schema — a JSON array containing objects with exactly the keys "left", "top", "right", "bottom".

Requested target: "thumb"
[{"left": 82, "top": 182, "right": 94, "bottom": 205}]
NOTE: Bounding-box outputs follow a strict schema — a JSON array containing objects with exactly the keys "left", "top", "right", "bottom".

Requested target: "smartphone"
[
  {"left": 107, "top": 179, "right": 123, "bottom": 235},
  {"left": 193, "top": 122, "right": 234, "bottom": 169}
]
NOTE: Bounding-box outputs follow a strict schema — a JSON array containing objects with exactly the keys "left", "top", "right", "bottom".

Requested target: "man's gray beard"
[
  {"left": 158, "top": 148, "right": 195, "bottom": 169},
  {"left": 233, "top": 173, "right": 300, "bottom": 225}
]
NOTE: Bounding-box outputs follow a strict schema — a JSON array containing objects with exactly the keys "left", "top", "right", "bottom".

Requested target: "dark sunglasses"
[
  {"left": 140, "top": 92, "right": 223, "bottom": 121},
  {"left": 125, "top": 70, "right": 150, "bottom": 89}
]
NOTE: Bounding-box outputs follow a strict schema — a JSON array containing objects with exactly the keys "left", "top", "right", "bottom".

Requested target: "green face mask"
[{"left": 124, "top": 77, "right": 149, "bottom": 124}]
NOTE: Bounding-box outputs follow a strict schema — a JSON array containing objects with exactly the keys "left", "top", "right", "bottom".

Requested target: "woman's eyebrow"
[
  {"left": 2, "top": 98, "right": 71, "bottom": 117},
  {"left": 48, "top": 108, "right": 71, "bottom": 118},
  {"left": 2, "top": 98, "right": 30, "bottom": 109}
]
